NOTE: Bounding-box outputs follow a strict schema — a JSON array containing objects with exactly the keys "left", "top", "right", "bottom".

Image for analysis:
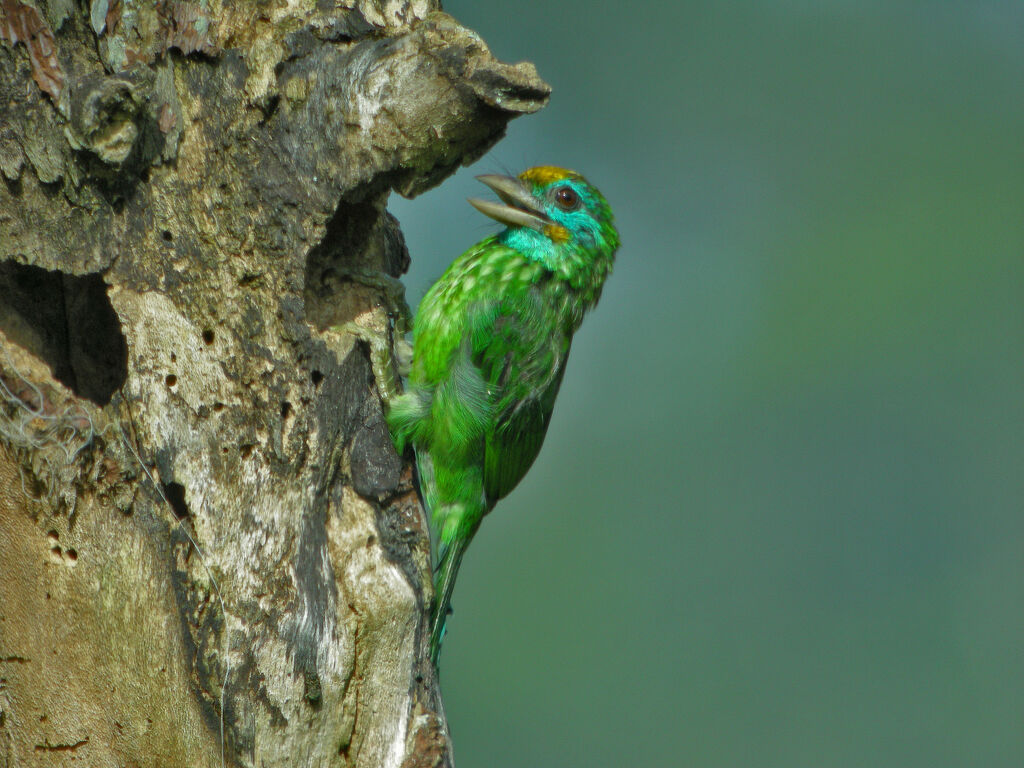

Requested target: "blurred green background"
[{"left": 388, "top": 2, "right": 1024, "bottom": 766}]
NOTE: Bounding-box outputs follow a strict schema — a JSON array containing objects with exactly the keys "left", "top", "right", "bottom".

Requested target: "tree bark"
[{"left": 0, "top": 2, "right": 548, "bottom": 766}]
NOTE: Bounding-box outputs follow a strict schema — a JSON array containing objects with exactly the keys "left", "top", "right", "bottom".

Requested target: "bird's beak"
[{"left": 468, "top": 175, "right": 550, "bottom": 232}]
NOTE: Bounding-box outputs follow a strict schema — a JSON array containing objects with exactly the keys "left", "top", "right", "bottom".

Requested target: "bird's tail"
[
  {"left": 430, "top": 531, "right": 473, "bottom": 668},
  {"left": 416, "top": 449, "right": 483, "bottom": 668}
]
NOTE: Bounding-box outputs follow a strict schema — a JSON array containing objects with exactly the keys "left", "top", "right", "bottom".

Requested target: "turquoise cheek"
[{"left": 499, "top": 227, "right": 559, "bottom": 268}]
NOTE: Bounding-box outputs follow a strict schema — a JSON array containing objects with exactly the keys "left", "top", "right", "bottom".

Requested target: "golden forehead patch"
[{"left": 519, "top": 166, "right": 580, "bottom": 186}]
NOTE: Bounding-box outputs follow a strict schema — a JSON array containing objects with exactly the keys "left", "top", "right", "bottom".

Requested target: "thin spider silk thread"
[
  {"left": 119, "top": 425, "right": 230, "bottom": 768},
  {"left": 0, "top": 343, "right": 229, "bottom": 768}
]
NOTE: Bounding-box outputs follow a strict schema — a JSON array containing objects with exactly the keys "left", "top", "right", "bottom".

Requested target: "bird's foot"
[
  {"left": 328, "top": 269, "right": 413, "bottom": 410},
  {"left": 336, "top": 317, "right": 410, "bottom": 410},
  {"left": 335, "top": 269, "right": 413, "bottom": 337}
]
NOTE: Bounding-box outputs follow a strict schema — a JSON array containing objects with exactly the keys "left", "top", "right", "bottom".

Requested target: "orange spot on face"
[
  {"left": 543, "top": 224, "right": 570, "bottom": 243},
  {"left": 519, "top": 166, "right": 581, "bottom": 186}
]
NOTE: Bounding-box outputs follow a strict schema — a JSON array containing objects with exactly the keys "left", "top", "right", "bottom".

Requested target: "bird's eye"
[{"left": 552, "top": 186, "right": 581, "bottom": 211}]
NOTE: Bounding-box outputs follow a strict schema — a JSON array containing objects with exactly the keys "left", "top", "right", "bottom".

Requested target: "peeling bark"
[{"left": 0, "top": 3, "right": 549, "bottom": 766}]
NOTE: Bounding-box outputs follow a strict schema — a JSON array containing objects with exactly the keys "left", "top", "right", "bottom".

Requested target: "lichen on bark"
[{"left": 0, "top": 2, "right": 549, "bottom": 766}]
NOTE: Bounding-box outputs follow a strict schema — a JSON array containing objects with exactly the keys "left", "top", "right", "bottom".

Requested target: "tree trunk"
[{"left": 0, "top": 2, "right": 548, "bottom": 766}]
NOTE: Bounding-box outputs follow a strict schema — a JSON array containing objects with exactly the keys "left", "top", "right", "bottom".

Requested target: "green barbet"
[{"left": 388, "top": 166, "right": 620, "bottom": 666}]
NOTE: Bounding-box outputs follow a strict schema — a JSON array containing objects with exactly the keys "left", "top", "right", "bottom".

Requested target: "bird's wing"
[
  {"left": 467, "top": 288, "right": 570, "bottom": 506},
  {"left": 482, "top": 367, "right": 566, "bottom": 505}
]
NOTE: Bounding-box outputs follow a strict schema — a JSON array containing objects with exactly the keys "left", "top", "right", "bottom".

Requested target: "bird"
[{"left": 386, "top": 166, "right": 620, "bottom": 667}]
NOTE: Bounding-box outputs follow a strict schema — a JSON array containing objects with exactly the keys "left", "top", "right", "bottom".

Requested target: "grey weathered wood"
[{"left": 0, "top": 2, "right": 548, "bottom": 766}]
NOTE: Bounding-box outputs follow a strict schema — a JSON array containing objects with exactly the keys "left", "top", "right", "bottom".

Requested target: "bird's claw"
[
  {"left": 338, "top": 269, "right": 413, "bottom": 337},
  {"left": 336, "top": 318, "right": 408, "bottom": 409},
  {"left": 328, "top": 268, "right": 414, "bottom": 409}
]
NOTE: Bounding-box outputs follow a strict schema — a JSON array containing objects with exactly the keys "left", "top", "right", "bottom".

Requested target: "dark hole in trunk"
[{"left": 0, "top": 261, "right": 128, "bottom": 406}]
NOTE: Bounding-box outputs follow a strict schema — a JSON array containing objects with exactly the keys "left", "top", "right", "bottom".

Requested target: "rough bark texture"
[{"left": 0, "top": 2, "right": 549, "bottom": 767}]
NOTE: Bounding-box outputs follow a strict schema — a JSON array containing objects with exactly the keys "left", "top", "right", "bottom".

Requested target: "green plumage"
[{"left": 388, "top": 167, "right": 619, "bottom": 666}]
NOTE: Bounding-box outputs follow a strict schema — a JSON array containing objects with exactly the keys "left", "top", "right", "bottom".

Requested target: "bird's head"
[{"left": 469, "top": 166, "right": 619, "bottom": 284}]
